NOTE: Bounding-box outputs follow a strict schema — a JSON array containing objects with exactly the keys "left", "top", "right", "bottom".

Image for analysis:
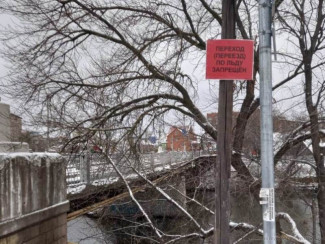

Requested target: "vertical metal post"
[
  {"left": 215, "top": 0, "right": 235, "bottom": 243},
  {"left": 259, "top": 0, "right": 276, "bottom": 243},
  {"left": 86, "top": 153, "right": 91, "bottom": 184},
  {"left": 80, "top": 153, "right": 91, "bottom": 184}
]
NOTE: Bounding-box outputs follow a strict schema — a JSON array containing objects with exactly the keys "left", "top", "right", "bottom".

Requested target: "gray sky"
[{"left": 0, "top": 11, "right": 307, "bottom": 132}]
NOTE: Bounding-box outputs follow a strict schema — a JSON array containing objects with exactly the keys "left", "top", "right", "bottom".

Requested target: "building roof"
[
  {"left": 167, "top": 126, "right": 193, "bottom": 137},
  {"left": 10, "top": 113, "right": 22, "bottom": 119}
]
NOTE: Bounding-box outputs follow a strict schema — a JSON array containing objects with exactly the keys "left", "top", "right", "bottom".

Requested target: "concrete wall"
[
  {"left": 0, "top": 153, "right": 69, "bottom": 243},
  {"left": 0, "top": 213, "right": 67, "bottom": 244}
]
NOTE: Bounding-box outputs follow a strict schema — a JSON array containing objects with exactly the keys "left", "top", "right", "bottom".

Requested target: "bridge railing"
[{"left": 65, "top": 151, "right": 202, "bottom": 188}]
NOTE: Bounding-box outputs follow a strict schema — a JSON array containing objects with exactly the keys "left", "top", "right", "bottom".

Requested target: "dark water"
[
  {"left": 68, "top": 217, "right": 115, "bottom": 244},
  {"left": 67, "top": 191, "right": 318, "bottom": 243},
  {"left": 229, "top": 193, "right": 318, "bottom": 243}
]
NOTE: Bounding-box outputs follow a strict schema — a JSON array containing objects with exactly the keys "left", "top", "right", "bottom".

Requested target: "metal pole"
[{"left": 259, "top": 0, "right": 276, "bottom": 243}]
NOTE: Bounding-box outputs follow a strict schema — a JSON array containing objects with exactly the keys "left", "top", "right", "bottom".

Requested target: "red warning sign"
[{"left": 206, "top": 39, "right": 254, "bottom": 80}]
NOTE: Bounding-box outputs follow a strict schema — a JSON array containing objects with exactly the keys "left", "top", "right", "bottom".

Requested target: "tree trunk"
[
  {"left": 232, "top": 80, "right": 256, "bottom": 185},
  {"left": 312, "top": 193, "right": 318, "bottom": 244},
  {"left": 317, "top": 159, "right": 325, "bottom": 243},
  {"left": 276, "top": 217, "right": 282, "bottom": 244},
  {"left": 304, "top": 56, "right": 325, "bottom": 242}
]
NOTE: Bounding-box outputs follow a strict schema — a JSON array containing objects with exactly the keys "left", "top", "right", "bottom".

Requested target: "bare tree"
[
  {"left": 0, "top": 0, "right": 318, "bottom": 242},
  {"left": 276, "top": 0, "right": 325, "bottom": 241},
  {"left": 0, "top": 0, "right": 301, "bottom": 190}
]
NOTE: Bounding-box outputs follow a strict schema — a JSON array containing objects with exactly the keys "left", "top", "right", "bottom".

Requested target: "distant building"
[
  {"left": 10, "top": 113, "right": 22, "bottom": 142},
  {"left": 166, "top": 126, "right": 198, "bottom": 152},
  {"left": 21, "top": 131, "right": 74, "bottom": 153},
  {"left": 200, "top": 133, "right": 217, "bottom": 153},
  {"left": 207, "top": 112, "right": 239, "bottom": 129},
  {"left": 0, "top": 102, "right": 28, "bottom": 152},
  {"left": 0, "top": 102, "right": 11, "bottom": 141},
  {"left": 207, "top": 110, "right": 300, "bottom": 133},
  {"left": 158, "top": 135, "right": 167, "bottom": 153},
  {"left": 140, "top": 136, "right": 158, "bottom": 153},
  {"left": 205, "top": 110, "right": 306, "bottom": 157},
  {"left": 21, "top": 131, "right": 47, "bottom": 152},
  {"left": 0, "top": 102, "right": 23, "bottom": 142}
]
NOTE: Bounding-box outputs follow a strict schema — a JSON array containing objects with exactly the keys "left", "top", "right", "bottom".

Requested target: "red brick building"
[
  {"left": 166, "top": 126, "right": 198, "bottom": 151},
  {"left": 207, "top": 110, "right": 300, "bottom": 134},
  {"left": 207, "top": 112, "right": 239, "bottom": 129},
  {"left": 206, "top": 111, "right": 308, "bottom": 157}
]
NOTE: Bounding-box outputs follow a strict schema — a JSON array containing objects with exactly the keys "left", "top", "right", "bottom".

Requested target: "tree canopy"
[{"left": 1, "top": 0, "right": 325, "bottom": 242}]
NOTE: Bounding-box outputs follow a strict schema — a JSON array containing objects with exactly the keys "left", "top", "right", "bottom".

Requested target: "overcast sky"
[{"left": 0, "top": 11, "right": 307, "bottom": 132}]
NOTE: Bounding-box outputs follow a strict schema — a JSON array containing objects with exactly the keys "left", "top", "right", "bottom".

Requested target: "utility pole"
[
  {"left": 259, "top": 0, "right": 276, "bottom": 243},
  {"left": 215, "top": 0, "right": 235, "bottom": 243}
]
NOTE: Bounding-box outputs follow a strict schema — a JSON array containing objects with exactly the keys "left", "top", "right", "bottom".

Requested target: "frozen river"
[
  {"left": 68, "top": 217, "right": 114, "bottom": 244},
  {"left": 67, "top": 191, "right": 319, "bottom": 243}
]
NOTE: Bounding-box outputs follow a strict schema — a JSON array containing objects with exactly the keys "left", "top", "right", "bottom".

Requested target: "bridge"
[
  {"left": 65, "top": 152, "right": 217, "bottom": 220},
  {"left": 0, "top": 151, "right": 310, "bottom": 244},
  {"left": 66, "top": 152, "right": 204, "bottom": 190},
  {"left": 0, "top": 150, "right": 216, "bottom": 244}
]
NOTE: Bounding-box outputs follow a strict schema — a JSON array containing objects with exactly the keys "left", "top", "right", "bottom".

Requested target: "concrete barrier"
[{"left": 0, "top": 153, "right": 69, "bottom": 243}]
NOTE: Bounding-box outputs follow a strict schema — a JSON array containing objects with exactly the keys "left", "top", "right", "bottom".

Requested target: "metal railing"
[{"left": 65, "top": 151, "right": 201, "bottom": 187}]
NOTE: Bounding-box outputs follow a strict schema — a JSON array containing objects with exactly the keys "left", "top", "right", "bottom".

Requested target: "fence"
[{"left": 65, "top": 151, "right": 201, "bottom": 187}]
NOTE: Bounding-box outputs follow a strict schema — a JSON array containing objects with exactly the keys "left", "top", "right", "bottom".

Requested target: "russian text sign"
[{"left": 206, "top": 39, "right": 254, "bottom": 80}]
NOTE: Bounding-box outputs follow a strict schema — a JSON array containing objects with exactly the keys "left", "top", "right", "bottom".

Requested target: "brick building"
[
  {"left": 207, "top": 110, "right": 300, "bottom": 134},
  {"left": 205, "top": 110, "right": 308, "bottom": 157},
  {"left": 207, "top": 112, "right": 239, "bottom": 129},
  {"left": 166, "top": 126, "right": 198, "bottom": 152}
]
